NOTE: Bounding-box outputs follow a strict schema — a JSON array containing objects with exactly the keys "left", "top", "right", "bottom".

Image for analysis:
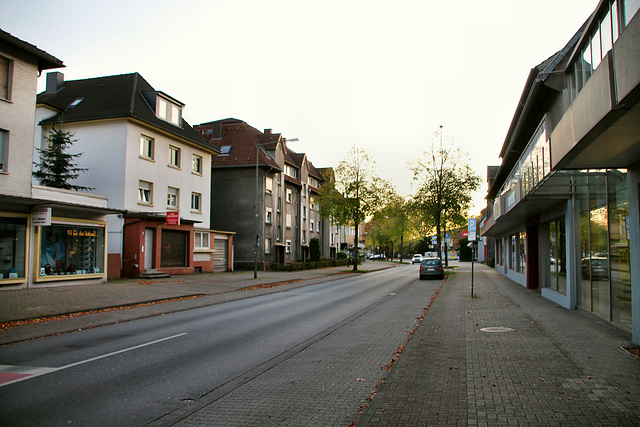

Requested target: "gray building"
[
  {"left": 195, "top": 119, "right": 329, "bottom": 270},
  {"left": 481, "top": 1, "right": 640, "bottom": 343}
]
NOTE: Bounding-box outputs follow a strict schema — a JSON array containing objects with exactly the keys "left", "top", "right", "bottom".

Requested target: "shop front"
[{"left": 35, "top": 219, "right": 106, "bottom": 283}]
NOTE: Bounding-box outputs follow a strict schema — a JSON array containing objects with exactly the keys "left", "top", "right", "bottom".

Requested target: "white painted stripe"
[{"left": 0, "top": 332, "right": 187, "bottom": 388}]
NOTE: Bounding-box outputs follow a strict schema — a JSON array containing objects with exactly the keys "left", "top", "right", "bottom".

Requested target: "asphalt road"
[{"left": 0, "top": 264, "right": 439, "bottom": 426}]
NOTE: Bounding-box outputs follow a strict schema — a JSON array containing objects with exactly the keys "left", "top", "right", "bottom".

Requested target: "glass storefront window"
[
  {"left": 608, "top": 169, "right": 631, "bottom": 329},
  {"left": 39, "top": 223, "right": 105, "bottom": 277},
  {"left": 589, "top": 173, "right": 610, "bottom": 319},
  {"left": 0, "top": 217, "right": 27, "bottom": 281},
  {"left": 519, "top": 232, "right": 526, "bottom": 273},
  {"left": 548, "top": 218, "right": 567, "bottom": 295}
]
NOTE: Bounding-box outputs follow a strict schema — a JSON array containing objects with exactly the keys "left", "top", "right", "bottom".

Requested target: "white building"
[{"left": 36, "top": 72, "right": 222, "bottom": 278}]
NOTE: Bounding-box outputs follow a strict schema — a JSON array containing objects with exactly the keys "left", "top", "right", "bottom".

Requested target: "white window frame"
[
  {"left": 286, "top": 188, "right": 292, "bottom": 203},
  {"left": 191, "top": 192, "right": 202, "bottom": 212},
  {"left": 168, "top": 145, "right": 181, "bottom": 168},
  {"left": 266, "top": 176, "right": 273, "bottom": 193},
  {"left": 286, "top": 240, "right": 292, "bottom": 253},
  {"left": 157, "top": 95, "right": 182, "bottom": 126},
  {"left": 138, "top": 180, "right": 153, "bottom": 205},
  {"left": 192, "top": 154, "right": 203, "bottom": 175},
  {"left": 265, "top": 237, "right": 272, "bottom": 254},
  {"left": 167, "top": 186, "right": 180, "bottom": 209},
  {"left": 140, "top": 135, "right": 155, "bottom": 160},
  {"left": 310, "top": 220, "right": 314, "bottom": 232},
  {"left": 265, "top": 207, "right": 273, "bottom": 224},
  {"left": 194, "top": 231, "right": 210, "bottom": 249}
]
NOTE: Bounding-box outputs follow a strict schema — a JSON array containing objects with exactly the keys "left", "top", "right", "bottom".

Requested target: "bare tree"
[
  {"left": 318, "top": 146, "right": 388, "bottom": 270},
  {"left": 411, "top": 128, "right": 480, "bottom": 262}
]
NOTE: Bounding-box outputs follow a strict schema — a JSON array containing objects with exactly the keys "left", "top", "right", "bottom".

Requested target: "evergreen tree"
[{"left": 33, "top": 129, "right": 93, "bottom": 191}]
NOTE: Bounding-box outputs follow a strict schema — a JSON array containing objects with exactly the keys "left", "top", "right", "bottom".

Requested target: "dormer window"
[{"left": 156, "top": 94, "right": 182, "bottom": 126}]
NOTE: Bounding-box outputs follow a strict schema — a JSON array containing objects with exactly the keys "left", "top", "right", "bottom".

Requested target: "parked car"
[
  {"left": 412, "top": 254, "right": 423, "bottom": 264},
  {"left": 581, "top": 257, "right": 609, "bottom": 280},
  {"left": 419, "top": 257, "right": 444, "bottom": 280}
]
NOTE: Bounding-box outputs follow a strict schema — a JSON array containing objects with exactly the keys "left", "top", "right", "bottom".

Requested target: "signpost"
[{"left": 468, "top": 218, "right": 477, "bottom": 298}]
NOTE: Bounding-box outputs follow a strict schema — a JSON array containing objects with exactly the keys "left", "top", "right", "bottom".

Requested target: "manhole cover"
[{"left": 480, "top": 327, "right": 513, "bottom": 333}]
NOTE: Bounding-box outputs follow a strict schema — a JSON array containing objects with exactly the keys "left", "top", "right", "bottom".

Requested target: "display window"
[
  {"left": 37, "top": 220, "right": 106, "bottom": 280},
  {"left": 0, "top": 215, "right": 28, "bottom": 283}
]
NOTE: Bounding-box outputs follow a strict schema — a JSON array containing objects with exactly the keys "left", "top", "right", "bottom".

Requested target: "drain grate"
[{"left": 480, "top": 327, "right": 513, "bottom": 333}]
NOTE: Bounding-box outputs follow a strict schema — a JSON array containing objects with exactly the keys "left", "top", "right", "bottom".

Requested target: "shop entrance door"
[{"left": 144, "top": 228, "right": 154, "bottom": 270}]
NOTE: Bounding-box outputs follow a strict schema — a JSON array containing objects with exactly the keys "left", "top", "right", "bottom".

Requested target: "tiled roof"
[
  {"left": 37, "top": 73, "right": 217, "bottom": 153},
  {"left": 196, "top": 119, "right": 281, "bottom": 170},
  {"left": 0, "top": 28, "right": 64, "bottom": 71}
]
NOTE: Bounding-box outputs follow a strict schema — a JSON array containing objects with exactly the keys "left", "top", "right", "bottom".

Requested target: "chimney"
[
  {"left": 264, "top": 129, "right": 272, "bottom": 135},
  {"left": 46, "top": 72, "right": 64, "bottom": 93}
]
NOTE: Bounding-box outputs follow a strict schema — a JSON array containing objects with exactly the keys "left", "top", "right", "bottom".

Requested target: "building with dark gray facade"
[{"left": 195, "top": 119, "right": 330, "bottom": 271}]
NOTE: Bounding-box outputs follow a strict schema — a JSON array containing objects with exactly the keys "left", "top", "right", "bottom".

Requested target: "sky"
[{"left": 1, "top": 0, "right": 600, "bottom": 214}]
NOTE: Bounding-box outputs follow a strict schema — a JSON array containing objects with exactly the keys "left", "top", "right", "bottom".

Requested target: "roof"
[
  {"left": 487, "top": 20, "right": 588, "bottom": 200},
  {"left": 195, "top": 119, "right": 282, "bottom": 170},
  {"left": 0, "top": 28, "right": 64, "bottom": 71},
  {"left": 37, "top": 73, "right": 218, "bottom": 153}
]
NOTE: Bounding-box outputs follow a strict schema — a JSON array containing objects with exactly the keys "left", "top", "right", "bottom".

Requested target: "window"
[
  {"left": 220, "top": 145, "right": 232, "bottom": 155},
  {"left": 265, "top": 238, "right": 272, "bottom": 254},
  {"left": 138, "top": 180, "right": 153, "bottom": 204},
  {"left": 266, "top": 207, "right": 272, "bottom": 223},
  {"left": 38, "top": 222, "right": 105, "bottom": 278},
  {"left": 286, "top": 240, "right": 292, "bottom": 253},
  {"left": 286, "top": 189, "right": 292, "bottom": 203},
  {"left": 191, "top": 192, "right": 202, "bottom": 212},
  {"left": 286, "top": 214, "right": 292, "bottom": 228},
  {"left": 140, "top": 135, "right": 154, "bottom": 160},
  {"left": 303, "top": 184, "right": 307, "bottom": 197},
  {"left": 161, "top": 230, "right": 187, "bottom": 267},
  {"left": 277, "top": 173, "right": 281, "bottom": 184},
  {"left": 303, "top": 230, "right": 306, "bottom": 244},
  {"left": 167, "top": 187, "right": 179, "bottom": 208},
  {"left": 310, "top": 197, "right": 315, "bottom": 210},
  {"left": 277, "top": 226, "right": 282, "bottom": 241},
  {"left": 303, "top": 206, "right": 307, "bottom": 219},
  {"left": 0, "top": 129, "right": 7, "bottom": 172},
  {"left": 157, "top": 95, "right": 182, "bottom": 126},
  {"left": 169, "top": 145, "right": 181, "bottom": 168},
  {"left": 192, "top": 154, "right": 203, "bottom": 174},
  {"left": 277, "top": 197, "right": 282, "bottom": 212},
  {"left": 285, "top": 165, "right": 297, "bottom": 178},
  {"left": 310, "top": 220, "right": 314, "bottom": 232},
  {"left": 266, "top": 177, "right": 273, "bottom": 193},
  {"left": 0, "top": 56, "right": 12, "bottom": 100},
  {"left": 194, "top": 231, "right": 210, "bottom": 249},
  {"left": 0, "top": 216, "right": 27, "bottom": 281}
]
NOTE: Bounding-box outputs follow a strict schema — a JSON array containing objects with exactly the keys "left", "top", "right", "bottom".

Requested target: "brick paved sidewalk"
[{"left": 360, "top": 262, "right": 640, "bottom": 426}]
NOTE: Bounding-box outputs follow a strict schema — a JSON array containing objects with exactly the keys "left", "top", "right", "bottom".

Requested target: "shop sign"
[
  {"left": 32, "top": 207, "right": 52, "bottom": 226},
  {"left": 166, "top": 211, "right": 180, "bottom": 226}
]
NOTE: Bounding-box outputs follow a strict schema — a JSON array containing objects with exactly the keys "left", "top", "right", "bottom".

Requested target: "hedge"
[{"left": 267, "top": 258, "right": 349, "bottom": 272}]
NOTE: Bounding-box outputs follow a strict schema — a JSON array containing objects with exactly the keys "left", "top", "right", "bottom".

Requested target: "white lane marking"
[{"left": 0, "top": 332, "right": 188, "bottom": 388}]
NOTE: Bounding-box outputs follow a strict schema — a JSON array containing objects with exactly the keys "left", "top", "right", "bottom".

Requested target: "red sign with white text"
[{"left": 166, "top": 211, "right": 180, "bottom": 226}]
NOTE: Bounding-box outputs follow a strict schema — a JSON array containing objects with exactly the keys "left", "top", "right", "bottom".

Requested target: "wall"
[
  {"left": 0, "top": 43, "right": 38, "bottom": 197},
  {"left": 211, "top": 167, "right": 256, "bottom": 270}
]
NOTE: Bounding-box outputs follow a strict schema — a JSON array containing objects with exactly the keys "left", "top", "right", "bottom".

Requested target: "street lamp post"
[{"left": 254, "top": 137, "right": 298, "bottom": 279}]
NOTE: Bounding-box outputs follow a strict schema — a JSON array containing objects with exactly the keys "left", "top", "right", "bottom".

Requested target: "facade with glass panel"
[{"left": 481, "top": 1, "right": 640, "bottom": 342}]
